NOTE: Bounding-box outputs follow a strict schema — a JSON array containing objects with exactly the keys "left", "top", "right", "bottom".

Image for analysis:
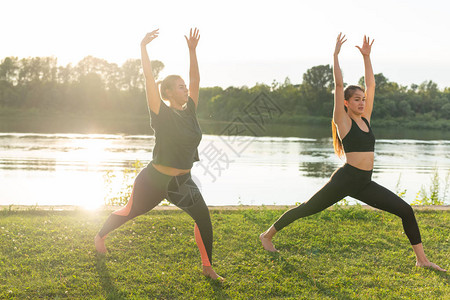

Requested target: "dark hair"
[
  {"left": 157, "top": 75, "right": 183, "bottom": 100},
  {"left": 344, "top": 85, "right": 365, "bottom": 101},
  {"left": 332, "top": 85, "right": 365, "bottom": 158}
]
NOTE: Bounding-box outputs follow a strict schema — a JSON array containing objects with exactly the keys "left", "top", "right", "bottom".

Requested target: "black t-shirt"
[{"left": 150, "top": 97, "right": 202, "bottom": 169}]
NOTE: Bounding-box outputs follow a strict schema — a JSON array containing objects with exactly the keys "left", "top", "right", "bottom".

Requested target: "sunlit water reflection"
[{"left": 1, "top": 133, "right": 449, "bottom": 209}]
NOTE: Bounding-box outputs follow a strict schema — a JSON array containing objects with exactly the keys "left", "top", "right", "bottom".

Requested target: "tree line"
[
  {"left": 0, "top": 56, "right": 163, "bottom": 115},
  {"left": 1, "top": 56, "right": 449, "bottom": 130}
]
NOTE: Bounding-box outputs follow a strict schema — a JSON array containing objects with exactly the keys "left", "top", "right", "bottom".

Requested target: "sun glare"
[
  {"left": 66, "top": 136, "right": 113, "bottom": 166},
  {"left": 81, "top": 200, "right": 103, "bottom": 211},
  {"left": 53, "top": 135, "right": 118, "bottom": 210}
]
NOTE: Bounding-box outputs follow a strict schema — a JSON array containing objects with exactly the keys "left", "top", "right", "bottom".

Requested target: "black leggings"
[
  {"left": 273, "top": 164, "right": 422, "bottom": 245},
  {"left": 98, "top": 164, "right": 213, "bottom": 266}
]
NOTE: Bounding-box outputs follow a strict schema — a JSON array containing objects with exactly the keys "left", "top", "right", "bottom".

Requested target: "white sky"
[{"left": 2, "top": 0, "right": 450, "bottom": 88}]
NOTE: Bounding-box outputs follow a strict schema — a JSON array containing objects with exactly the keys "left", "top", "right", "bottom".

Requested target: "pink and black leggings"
[
  {"left": 273, "top": 163, "right": 422, "bottom": 245},
  {"left": 98, "top": 164, "right": 213, "bottom": 266}
]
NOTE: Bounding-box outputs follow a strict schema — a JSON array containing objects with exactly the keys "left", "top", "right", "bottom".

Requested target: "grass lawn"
[{"left": 0, "top": 206, "right": 448, "bottom": 299}]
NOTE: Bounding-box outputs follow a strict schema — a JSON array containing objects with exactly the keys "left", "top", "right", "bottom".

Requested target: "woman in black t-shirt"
[{"left": 95, "top": 28, "right": 224, "bottom": 281}]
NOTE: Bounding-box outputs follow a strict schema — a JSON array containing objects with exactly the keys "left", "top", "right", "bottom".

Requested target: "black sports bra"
[{"left": 341, "top": 117, "right": 375, "bottom": 153}]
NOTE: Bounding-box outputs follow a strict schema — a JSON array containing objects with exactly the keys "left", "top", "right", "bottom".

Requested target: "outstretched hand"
[
  {"left": 334, "top": 33, "right": 347, "bottom": 55},
  {"left": 185, "top": 28, "right": 200, "bottom": 50},
  {"left": 356, "top": 35, "right": 374, "bottom": 56},
  {"left": 141, "top": 29, "right": 159, "bottom": 47}
]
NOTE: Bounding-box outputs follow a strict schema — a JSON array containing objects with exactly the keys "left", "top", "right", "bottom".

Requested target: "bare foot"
[
  {"left": 416, "top": 261, "right": 447, "bottom": 272},
  {"left": 202, "top": 266, "right": 225, "bottom": 282},
  {"left": 259, "top": 232, "right": 278, "bottom": 252},
  {"left": 94, "top": 234, "right": 107, "bottom": 254}
]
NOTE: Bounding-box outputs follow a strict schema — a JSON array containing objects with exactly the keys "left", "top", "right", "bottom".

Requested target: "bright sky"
[{"left": 2, "top": 0, "right": 450, "bottom": 89}]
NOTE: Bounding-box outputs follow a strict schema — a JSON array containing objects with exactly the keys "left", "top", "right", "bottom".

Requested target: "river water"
[{"left": 1, "top": 132, "right": 449, "bottom": 209}]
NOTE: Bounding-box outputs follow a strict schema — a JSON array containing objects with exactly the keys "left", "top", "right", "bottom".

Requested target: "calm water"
[{"left": 1, "top": 132, "right": 449, "bottom": 209}]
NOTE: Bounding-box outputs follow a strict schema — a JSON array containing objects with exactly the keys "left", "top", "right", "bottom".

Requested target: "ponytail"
[{"left": 332, "top": 119, "right": 345, "bottom": 158}]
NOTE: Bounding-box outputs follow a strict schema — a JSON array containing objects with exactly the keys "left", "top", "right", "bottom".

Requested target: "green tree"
[
  {"left": 0, "top": 57, "right": 20, "bottom": 84},
  {"left": 17, "top": 57, "right": 58, "bottom": 85},
  {"left": 301, "top": 64, "right": 333, "bottom": 115},
  {"left": 121, "top": 59, "right": 144, "bottom": 91},
  {"left": 150, "top": 60, "right": 164, "bottom": 80}
]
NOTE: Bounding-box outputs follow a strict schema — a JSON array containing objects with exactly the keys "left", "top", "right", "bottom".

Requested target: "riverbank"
[
  {"left": 0, "top": 207, "right": 448, "bottom": 299},
  {"left": 1, "top": 204, "right": 450, "bottom": 211},
  {"left": 1, "top": 109, "right": 450, "bottom": 139}
]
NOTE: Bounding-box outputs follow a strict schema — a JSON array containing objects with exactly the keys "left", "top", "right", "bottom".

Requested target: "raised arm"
[
  {"left": 333, "top": 33, "right": 349, "bottom": 128},
  {"left": 141, "top": 29, "right": 162, "bottom": 114},
  {"left": 356, "top": 35, "right": 375, "bottom": 122},
  {"left": 184, "top": 28, "right": 200, "bottom": 107}
]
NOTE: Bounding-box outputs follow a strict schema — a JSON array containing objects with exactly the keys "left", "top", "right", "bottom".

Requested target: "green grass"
[{"left": 0, "top": 207, "right": 448, "bottom": 299}]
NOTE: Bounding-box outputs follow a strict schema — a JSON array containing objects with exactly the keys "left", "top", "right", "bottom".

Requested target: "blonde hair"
[
  {"left": 158, "top": 75, "right": 183, "bottom": 100},
  {"left": 331, "top": 119, "right": 345, "bottom": 158}
]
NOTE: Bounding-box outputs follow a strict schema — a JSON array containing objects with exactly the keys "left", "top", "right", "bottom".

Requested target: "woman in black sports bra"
[
  {"left": 260, "top": 33, "right": 446, "bottom": 272},
  {"left": 95, "top": 28, "right": 224, "bottom": 281}
]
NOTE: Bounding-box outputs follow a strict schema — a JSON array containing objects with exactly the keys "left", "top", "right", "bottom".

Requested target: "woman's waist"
[
  {"left": 344, "top": 152, "right": 374, "bottom": 171},
  {"left": 151, "top": 163, "right": 191, "bottom": 176}
]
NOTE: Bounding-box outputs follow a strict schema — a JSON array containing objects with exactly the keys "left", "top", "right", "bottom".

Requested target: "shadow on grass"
[
  {"left": 264, "top": 251, "right": 355, "bottom": 300},
  {"left": 199, "top": 270, "right": 231, "bottom": 299},
  {"left": 420, "top": 266, "right": 449, "bottom": 277},
  {"left": 206, "top": 279, "right": 231, "bottom": 299},
  {"left": 95, "top": 254, "right": 128, "bottom": 300}
]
